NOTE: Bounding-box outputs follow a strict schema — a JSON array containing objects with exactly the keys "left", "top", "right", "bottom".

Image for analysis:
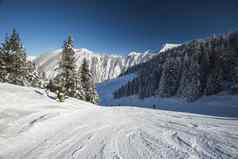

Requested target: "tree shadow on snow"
[
  {"left": 34, "top": 90, "right": 57, "bottom": 100},
  {"left": 34, "top": 90, "right": 44, "bottom": 96}
]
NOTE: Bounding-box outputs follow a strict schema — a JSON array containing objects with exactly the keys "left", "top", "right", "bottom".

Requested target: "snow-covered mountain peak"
[
  {"left": 34, "top": 43, "right": 181, "bottom": 83},
  {"left": 128, "top": 51, "right": 141, "bottom": 56},
  {"left": 51, "top": 49, "right": 63, "bottom": 54},
  {"left": 34, "top": 48, "right": 155, "bottom": 82},
  {"left": 75, "top": 48, "right": 93, "bottom": 54},
  {"left": 128, "top": 50, "right": 151, "bottom": 56},
  {"left": 159, "top": 43, "right": 181, "bottom": 53},
  {"left": 27, "top": 56, "right": 37, "bottom": 61}
]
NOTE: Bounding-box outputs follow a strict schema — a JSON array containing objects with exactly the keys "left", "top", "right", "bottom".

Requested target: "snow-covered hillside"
[
  {"left": 113, "top": 32, "right": 238, "bottom": 102},
  {"left": 97, "top": 74, "right": 238, "bottom": 118},
  {"left": 0, "top": 83, "right": 238, "bottom": 159},
  {"left": 97, "top": 74, "right": 137, "bottom": 105},
  {"left": 33, "top": 48, "right": 155, "bottom": 82}
]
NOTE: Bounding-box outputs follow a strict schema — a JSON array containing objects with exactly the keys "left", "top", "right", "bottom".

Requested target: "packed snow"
[
  {"left": 0, "top": 83, "right": 238, "bottom": 159},
  {"left": 97, "top": 74, "right": 238, "bottom": 118}
]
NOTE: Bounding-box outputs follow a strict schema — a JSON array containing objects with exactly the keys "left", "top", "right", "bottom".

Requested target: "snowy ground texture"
[
  {"left": 97, "top": 74, "right": 238, "bottom": 118},
  {"left": 0, "top": 83, "right": 238, "bottom": 159}
]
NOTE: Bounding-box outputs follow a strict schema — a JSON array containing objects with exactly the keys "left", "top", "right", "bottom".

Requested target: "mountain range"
[
  {"left": 113, "top": 31, "right": 238, "bottom": 102},
  {"left": 33, "top": 44, "right": 179, "bottom": 82}
]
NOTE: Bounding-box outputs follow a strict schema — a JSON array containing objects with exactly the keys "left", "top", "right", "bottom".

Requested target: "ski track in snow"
[{"left": 0, "top": 83, "right": 238, "bottom": 159}]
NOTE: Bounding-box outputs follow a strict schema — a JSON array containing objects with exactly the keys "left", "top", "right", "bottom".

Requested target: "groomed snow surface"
[{"left": 0, "top": 83, "right": 238, "bottom": 159}]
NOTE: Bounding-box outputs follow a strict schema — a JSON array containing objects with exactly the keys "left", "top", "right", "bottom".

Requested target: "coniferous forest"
[{"left": 114, "top": 31, "right": 238, "bottom": 101}]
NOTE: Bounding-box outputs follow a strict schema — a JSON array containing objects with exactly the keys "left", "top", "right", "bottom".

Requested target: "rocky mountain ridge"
[{"left": 34, "top": 43, "right": 179, "bottom": 82}]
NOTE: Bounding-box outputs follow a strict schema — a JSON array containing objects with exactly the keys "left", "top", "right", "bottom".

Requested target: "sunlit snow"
[{"left": 0, "top": 83, "right": 238, "bottom": 159}]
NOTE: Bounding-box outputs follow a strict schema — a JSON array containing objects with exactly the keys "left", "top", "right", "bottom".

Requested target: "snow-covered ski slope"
[
  {"left": 0, "top": 83, "right": 238, "bottom": 159},
  {"left": 97, "top": 74, "right": 238, "bottom": 118}
]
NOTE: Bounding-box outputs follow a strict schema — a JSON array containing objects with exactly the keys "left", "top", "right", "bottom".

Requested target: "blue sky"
[{"left": 0, "top": 0, "right": 238, "bottom": 55}]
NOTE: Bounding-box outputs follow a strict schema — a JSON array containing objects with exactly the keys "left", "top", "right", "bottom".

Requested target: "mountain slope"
[
  {"left": 97, "top": 74, "right": 136, "bottom": 105},
  {"left": 114, "top": 31, "right": 238, "bottom": 101},
  {"left": 34, "top": 48, "right": 155, "bottom": 82},
  {"left": 0, "top": 83, "right": 238, "bottom": 159},
  {"left": 34, "top": 43, "right": 180, "bottom": 83},
  {"left": 97, "top": 74, "right": 238, "bottom": 117}
]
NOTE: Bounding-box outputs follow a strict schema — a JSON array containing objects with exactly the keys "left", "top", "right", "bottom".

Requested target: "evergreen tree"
[
  {"left": 3, "top": 29, "right": 26, "bottom": 69},
  {"left": 231, "top": 67, "right": 238, "bottom": 94},
  {"left": 58, "top": 35, "right": 77, "bottom": 98},
  {"left": 54, "top": 35, "right": 98, "bottom": 103},
  {"left": 68, "top": 66, "right": 86, "bottom": 100},
  {"left": 157, "top": 57, "right": 181, "bottom": 97},
  {"left": 80, "top": 58, "right": 98, "bottom": 103},
  {"left": 177, "top": 50, "right": 203, "bottom": 101},
  {"left": 205, "top": 67, "right": 223, "bottom": 95},
  {"left": 0, "top": 46, "right": 7, "bottom": 82},
  {"left": 0, "top": 29, "right": 35, "bottom": 86}
]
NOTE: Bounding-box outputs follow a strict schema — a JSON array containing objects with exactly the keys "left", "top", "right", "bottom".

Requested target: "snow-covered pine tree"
[
  {"left": 157, "top": 57, "right": 181, "bottom": 97},
  {"left": 56, "top": 35, "right": 77, "bottom": 100},
  {"left": 0, "top": 29, "right": 34, "bottom": 86},
  {"left": 205, "top": 67, "right": 223, "bottom": 95},
  {"left": 176, "top": 49, "right": 203, "bottom": 101},
  {"left": 80, "top": 58, "right": 98, "bottom": 103},
  {"left": 25, "top": 61, "right": 43, "bottom": 87},
  {"left": 231, "top": 67, "right": 238, "bottom": 94},
  {"left": 73, "top": 67, "right": 86, "bottom": 100},
  {"left": 204, "top": 48, "right": 223, "bottom": 95},
  {"left": 198, "top": 44, "right": 210, "bottom": 94},
  {"left": 0, "top": 47, "right": 7, "bottom": 82}
]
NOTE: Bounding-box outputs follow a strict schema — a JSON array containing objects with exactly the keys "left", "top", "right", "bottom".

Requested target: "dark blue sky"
[{"left": 1, "top": 0, "right": 238, "bottom": 55}]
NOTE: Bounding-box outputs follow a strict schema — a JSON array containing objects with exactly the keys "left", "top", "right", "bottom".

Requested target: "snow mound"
[{"left": 0, "top": 83, "right": 238, "bottom": 159}]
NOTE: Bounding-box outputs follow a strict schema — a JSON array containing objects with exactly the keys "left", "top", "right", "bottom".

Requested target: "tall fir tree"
[
  {"left": 58, "top": 35, "right": 77, "bottom": 99},
  {"left": 49, "top": 35, "right": 98, "bottom": 103},
  {"left": 80, "top": 58, "right": 98, "bottom": 103},
  {"left": 0, "top": 45, "right": 7, "bottom": 82},
  {"left": 0, "top": 29, "right": 32, "bottom": 85},
  {"left": 74, "top": 67, "right": 86, "bottom": 100}
]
